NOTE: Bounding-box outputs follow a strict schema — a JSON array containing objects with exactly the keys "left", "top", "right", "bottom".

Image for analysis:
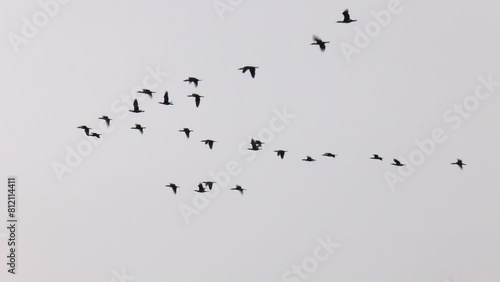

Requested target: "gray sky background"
[{"left": 1, "top": 0, "right": 500, "bottom": 281}]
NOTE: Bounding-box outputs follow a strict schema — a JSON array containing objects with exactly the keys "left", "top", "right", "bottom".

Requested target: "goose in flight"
[
  {"left": 231, "top": 185, "right": 245, "bottom": 195},
  {"left": 98, "top": 116, "right": 112, "bottom": 127},
  {"left": 159, "top": 91, "right": 173, "bottom": 106},
  {"left": 131, "top": 124, "right": 146, "bottom": 134},
  {"left": 137, "top": 89, "right": 155, "bottom": 98},
  {"left": 391, "top": 159, "right": 405, "bottom": 167},
  {"left": 187, "top": 93, "right": 204, "bottom": 108},
  {"left": 311, "top": 35, "right": 330, "bottom": 52},
  {"left": 195, "top": 183, "right": 207, "bottom": 193},
  {"left": 239, "top": 66, "right": 258, "bottom": 78},
  {"left": 201, "top": 139, "right": 216, "bottom": 149},
  {"left": 248, "top": 139, "right": 262, "bottom": 151},
  {"left": 129, "top": 99, "right": 144, "bottom": 113},
  {"left": 166, "top": 183, "right": 179, "bottom": 194},
  {"left": 203, "top": 181, "right": 216, "bottom": 190},
  {"left": 90, "top": 132, "right": 101, "bottom": 139},
  {"left": 371, "top": 154, "right": 383, "bottom": 161},
  {"left": 323, "top": 153, "right": 337, "bottom": 158},
  {"left": 77, "top": 125, "right": 91, "bottom": 136},
  {"left": 274, "top": 150, "right": 287, "bottom": 159},
  {"left": 184, "top": 77, "right": 201, "bottom": 87},
  {"left": 179, "top": 128, "right": 193, "bottom": 139},
  {"left": 451, "top": 159, "right": 466, "bottom": 170},
  {"left": 302, "top": 156, "right": 316, "bottom": 162},
  {"left": 337, "top": 9, "right": 357, "bottom": 23}
]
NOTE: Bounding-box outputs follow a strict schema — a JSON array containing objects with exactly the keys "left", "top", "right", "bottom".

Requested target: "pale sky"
[{"left": 1, "top": 1, "right": 500, "bottom": 282}]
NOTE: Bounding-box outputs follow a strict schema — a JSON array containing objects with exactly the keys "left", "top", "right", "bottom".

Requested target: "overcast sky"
[{"left": 1, "top": 0, "right": 500, "bottom": 282}]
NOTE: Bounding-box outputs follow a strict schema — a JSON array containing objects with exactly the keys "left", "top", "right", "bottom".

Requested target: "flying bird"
[
  {"left": 77, "top": 125, "right": 91, "bottom": 136},
  {"left": 391, "top": 159, "right": 405, "bottom": 167},
  {"left": 203, "top": 181, "right": 215, "bottom": 190},
  {"left": 322, "top": 153, "right": 337, "bottom": 158},
  {"left": 201, "top": 139, "right": 216, "bottom": 149},
  {"left": 187, "top": 93, "right": 204, "bottom": 108},
  {"left": 98, "top": 116, "right": 112, "bottom": 127},
  {"left": 337, "top": 9, "right": 357, "bottom": 23},
  {"left": 231, "top": 185, "right": 245, "bottom": 195},
  {"left": 371, "top": 154, "right": 383, "bottom": 161},
  {"left": 166, "top": 183, "right": 179, "bottom": 194},
  {"left": 131, "top": 124, "right": 146, "bottom": 134},
  {"left": 137, "top": 89, "right": 155, "bottom": 98},
  {"left": 179, "top": 128, "right": 193, "bottom": 139},
  {"left": 159, "top": 91, "right": 173, "bottom": 106},
  {"left": 248, "top": 139, "right": 262, "bottom": 151},
  {"left": 302, "top": 156, "right": 316, "bottom": 162},
  {"left": 451, "top": 159, "right": 466, "bottom": 170},
  {"left": 90, "top": 132, "right": 101, "bottom": 139},
  {"left": 184, "top": 77, "right": 201, "bottom": 87},
  {"left": 129, "top": 99, "right": 144, "bottom": 113},
  {"left": 195, "top": 183, "right": 207, "bottom": 193},
  {"left": 239, "top": 66, "right": 258, "bottom": 78},
  {"left": 311, "top": 35, "right": 330, "bottom": 52},
  {"left": 274, "top": 150, "right": 287, "bottom": 159}
]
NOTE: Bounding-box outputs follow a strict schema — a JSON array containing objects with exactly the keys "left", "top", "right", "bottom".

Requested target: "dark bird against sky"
[{"left": 239, "top": 66, "right": 258, "bottom": 78}]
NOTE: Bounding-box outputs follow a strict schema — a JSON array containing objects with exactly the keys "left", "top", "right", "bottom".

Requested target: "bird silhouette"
[
  {"left": 201, "top": 139, "right": 216, "bottom": 149},
  {"left": 302, "top": 156, "right": 316, "bottom": 162},
  {"left": 391, "top": 159, "right": 405, "bottom": 167},
  {"left": 203, "top": 181, "right": 215, "bottom": 190},
  {"left": 90, "top": 132, "right": 101, "bottom": 139},
  {"left": 337, "top": 9, "right": 357, "bottom": 23},
  {"left": 187, "top": 93, "right": 204, "bottom": 108},
  {"left": 239, "top": 66, "right": 258, "bottom": 78},
  {"left": 131, "top": 124, "right": 146, "bottom": 134},
  {"left": 371, "top": 154, "right": 383, "bottom": 161},
  {"left": 77, "top": 126, "right": 92, "bottom": 136},
  {"left": 274, "top": 150, "right": 287, "bottom": 159},
  {"left": 159, "top": 91, "right": 173, "bottom": 106},
  {"left": 129, "top": 99, "right": 144, "bottom": 113},
  {"left": 451, "top": 159, "right": 466, "bottom": 170},
  {"left": 166, "top": 183, "right": 179, "bottom": 194},
  {"left": 323, "top": 153, "right": 337, "bottom": 158},
  {"left": 184, "top": 77, "right": 201, "bottom": 87},
  {"left": 137, "top": 89, "right": 155, "bottom": 98},
  {"left": 248, "top": 139, "right": 262, "bottom": 151},
  {"left": 195, "top": 183, "right": 207, "bottom": 193},
  {"left": 231, "top": 185, "right": 245, "bottom": 195},
  {"left": 179, "top": 128, "right": 193, "bottom": 138},
  {"left": 98, "top": 116, "right": 112, "bottom": 127},
  {"left": 311, "top": 35, "right": 330, "bottom": 52}
]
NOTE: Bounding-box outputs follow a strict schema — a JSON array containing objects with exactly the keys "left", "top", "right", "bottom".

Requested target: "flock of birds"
[{"left": 76, "top": 10, "right": 467, "bottom": 195}]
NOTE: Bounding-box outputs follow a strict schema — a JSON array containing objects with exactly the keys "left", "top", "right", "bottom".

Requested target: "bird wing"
[
  {"left": 195, "top": 96, "right": 200, "bottom": 107},
  {"left": 343, "top": 10, "right": 351, "bottom": 22},
  {"left": 250, "top": 68, "right": 256, "bottom": 78},
  {"left": 133, "top": 99, "right": 139, "bottom": 111}
]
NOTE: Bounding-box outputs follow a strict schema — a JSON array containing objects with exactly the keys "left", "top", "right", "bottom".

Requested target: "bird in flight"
[
  {"left": 98, "top": 116, "right": 112, "bottom": 127},
  {"left": 302, "top": 156, "right": 316, "bottom": 162},
  {"left": 187, "top": 93, "right": 204, "bottom": 108},
  {"left": 248, "top": 139, "right": 262, "bottom": 151},
  {"left": 195, "top": 183, "right": 208, "bottom": 193},
  {"left": 184, "top": 77, "right": 201, "bottom": 87},
  {"left": 203, "top": 181, "right": 216, "bottom": 190},
  {"left": 179, "top": 128, "right": 193, "bottom": 139},
  {"left": 159, "top": 91, "right": 173, "bottom": 106},
  {"left": 77, "top": 125, "right": 92, "bottom": 136},
  {"left": 131, "top": 124, "right": 146, "bottom": 134},
  {"left": 129, "top": 99, "right": 144, "bottom": 113},
  {"left": 311, "top": 35, "right": 330, "bottom": 52},
  {"left": 90, "top": 132, "right": 101, "bottom": 139},
  {"left": 337, "top": 9, "right": 357, "bottom": 23},
  {"left": 239, "top": 66, "right": 258, "bottom": 78},
  {"left": 323, "top": 153, "right": 337, "bottom": 158},
  {"left": 166, "top": 183, "right": 179, "bottom": 194},
  {"left": 201, "top": 139, "right": 216, "bottom": 149},
  {"left": 137, "top": 89, "right": 155, "bottom": 98},
  {"left": 451, "top": 159, "right": 466, "bottom": 170},
  {"left": 391, "top": 159, "right": 405, "bottom": 167},
  {"left": 371, "top": 154, "right": 383, "bottom": 161},
  {"left": 274, "top": 150, "right": 287, "bottom": 159},
  {"left": 231, "top": 185, "right": 245, "bottom": 195}
]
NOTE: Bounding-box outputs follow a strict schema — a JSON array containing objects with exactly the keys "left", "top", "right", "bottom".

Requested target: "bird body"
[
  {"left": 131, "top": 124, "right": 146, "bottom": 134},
  {"left": 179, "top": 128, "right": 193, "bottom": 138},
  {"left": 451, "top": 159, "right": 466, "bottom": 170},
  {"left": 391, "top": 159, "right": 405, "bottom": 166},
  {"left": 201, "top": 139, "right": 216, "bottom": 149},
  {"left": 77, "top": 126, "right": 92, "bottom": 136},
  {"left": 166, "top": 183, "right": 179, "bottom": 194},
  {"left": 98, "top": 116, "right": 112, "bottom": 127},
  {"left": 311, "top": 35, "right": 330, "bottom": 52},
  {"left": 184, "top": 77, "right": 201, "bottom": 87},
  {"left": 337, "top": 9, "right": 357, "bottom": 23},
  {"left": 239, "top": 66, "right": 258, "bottom": 78},
  {"left": 231, "top": 185, "right": 245, "bottom": 195},
  {"left": 187, "top": 93, "right": 204, "bottom": 108},
  {"left": 195, "top": 183, "right": 207, "bottom": 193},
  {"left": 323, "top": 153, "right": 337, "bottom": 158},
  {"left": 137, "top": 89, "right": 155, "bottom": 98},
  {"left": 129, "top": 99, "right": 144, "bottom": 113},
  {"left": 274, "top": 150, "right": 287, "bottom": 159},
  {"left": 159, "top": 91, "right": 173, "bottom": 105},
  {"left": 203, "top": 181, "right": 215, "bottom": 190},
  {"left": 302, "top": 156, "right": 316, "bottom": 162}
]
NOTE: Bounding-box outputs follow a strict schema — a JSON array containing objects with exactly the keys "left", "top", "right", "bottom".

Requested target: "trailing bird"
[
  {"left": 451, "top": 159, "right": 466, "bottom": 170},
  {"left": 323, "top": 153, "right": 337, "bottom": 158},
  {"left": 203, "top": 181, "right": 215, "bottom": 190},
  {"left": 166, "top": 183, "right": 179, "bottom": 194},
  {"left": 184, "top": 77, "right": 201, "bottom": 87},
  {"left": 371, "top": 154, "right": 383, "bottom": 161},
  {"left": 129, "top": 99, "right": 144, "bottom": 113},
  {"left": 179, "top": 128, "right": 193, "bottom": 139},
  {"left": 391, "top": 159, "right": 405, "bottom": 167},
  {"left": 98, "top": 116, "right": 112, "bottom": 127},
  {"left": 90, "top": 132, "right": 101, "bottom": 139},
  {"left": 77, "top": 126, "right": 92, "bottom": 136},
  {"left": 201, "top": 139, "right": 216, "bottom": 149},
  {"left": 137, "top": 89, "right": 155, "bottom": 98},
  {"left": 311, "top": 35, "right": 330, "bottom": 52},
  {"left": 231, "top": 185, "right": 245, "bottom": 195},
  {"left": 131, "top": 124, "right": 146, "bottom": 134},
  {"left": 239, "top": 66, "right": 258, "bottom": 78},
  {"left": 187, "top": 93, "right": 204, "bottom": 108},
  {"left": 195, "top": 183, "right": 207, "bottom": 193},
  {"left": 159, "top": 91, "right": 173, "bottom": 106},
  {"left": 248, "top": 139, "right": 262, "bottom": 151},
  {"left": 274, "top": 150, "right": 287, "bottom": 159},
  {"left": 337, "top": 9, "right": 357, "bottom": 23},
  {"left": 302, "top": 156, "right": 316, "bottom": 162}
]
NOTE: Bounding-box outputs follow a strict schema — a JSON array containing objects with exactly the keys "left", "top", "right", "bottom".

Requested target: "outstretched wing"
[
  {"left": 133, "top": 99, "right": 139, "bottom": 111},
  {"left": 343, "top": 9, "right": 351, "bottom": 22},
  {"left": 250, "top": 68, "right": 256, "bottom": 78}
]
